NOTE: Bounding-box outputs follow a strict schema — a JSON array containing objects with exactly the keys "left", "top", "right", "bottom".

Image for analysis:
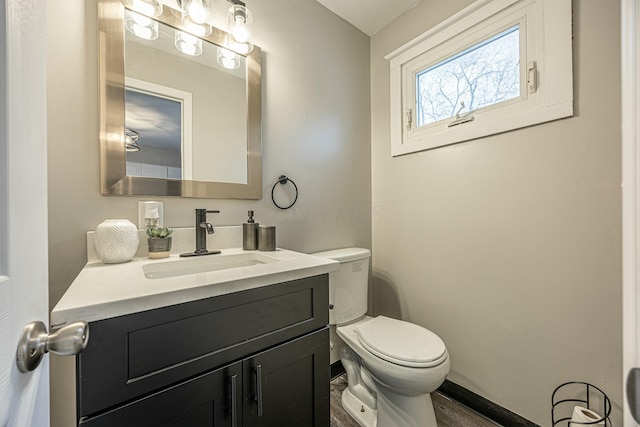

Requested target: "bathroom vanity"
[{"left": 51, "top": 246, "right": 339, "bottom": 427}]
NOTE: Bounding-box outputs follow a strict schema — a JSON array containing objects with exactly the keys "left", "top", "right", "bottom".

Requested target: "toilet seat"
[{"left": 354, "top": 316, "right": 447, "bottom": 368}]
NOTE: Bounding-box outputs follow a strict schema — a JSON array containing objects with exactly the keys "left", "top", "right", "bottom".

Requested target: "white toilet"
[{"left": 313, "top": 248, "right": 450, "bottom": 427}]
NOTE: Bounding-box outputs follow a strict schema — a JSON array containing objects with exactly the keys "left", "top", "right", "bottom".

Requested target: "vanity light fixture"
[
  {"left": 127, "top": 0, "right": 163, "bottom": 17},
  {"left": 125, "top": 10, "right": 159, "bottom": 40},
  {"left": 217, "top": 47, "right": 241, "bottom": 70},
  {"left": 172, "top": 0, "right": 255, "bottom": 54},
  {"left": 175, "top": 30, "right": 203, "bottom": 56},
  {"left": 125, "top": 129, "right": 141, "bottom": 152},
  {"left": 176, "top": 0, "right": 212, "bottom": 37},
  {"left": 226, "top": 0, "right": 253, "bottom": 54}
]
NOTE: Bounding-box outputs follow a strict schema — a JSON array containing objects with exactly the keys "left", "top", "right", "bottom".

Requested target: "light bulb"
[
  {"left": 220, "top": 48, "right": 235, "bottom": 59},
  {"left": 227, "top": 5, "right": 253, "bottom": 54},
  {"left": 226, "top": 37, "right": 251, "bottom": 55},
  {"left": 232, "top": 16, "right": 248, "bottom": 43},
  {"left": 222, "top": 57, "right": 238, "bottom": 69},
  {"left": 217, "top": 47, "right": 240, "bottom": 70},
  {"left": 180, "top": 0, "right": 212, "bottom": 36},
  {"left": 181, "top": 32, "right": 198, "bottom": 45},
  {"left": 125, "top": 11, "right": 158, "bottom": 40},
  {"left": 130, "top": 0, "right": 162, "bottom": 17},
  {"left": 181, "top": 43, "right": 197, "bottom": 56},
  {"left": 133, "top": 24, "right": 154, "bottom": 40},
  {"left": 183, "top": 20, "right": 211, "bottom": 36},
  {"left": 131, "top": 12, "right": 152, "bottom": 27},
  {"left": 187, "top": 2, "right": 208, "bottom": 24},
  {"left": 175, "top": 31, "right": 202, "bottom": 56}
]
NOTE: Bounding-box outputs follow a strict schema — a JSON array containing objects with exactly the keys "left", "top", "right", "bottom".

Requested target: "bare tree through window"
[{"left": 416, "top": 25, "right": 521, "bottom": 127}]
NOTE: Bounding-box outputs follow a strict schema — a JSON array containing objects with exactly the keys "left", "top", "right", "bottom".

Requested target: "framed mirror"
[{"left": 99, "top": 0, "right": 262, "bottom": 198}]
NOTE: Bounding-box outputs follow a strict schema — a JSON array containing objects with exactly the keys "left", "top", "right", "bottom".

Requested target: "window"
[
  {"left": 415, "top": 25, "right": 520, "bottom": 128},
  {"left": 386, "top": 0, "right": 573, "bottom": 156}
]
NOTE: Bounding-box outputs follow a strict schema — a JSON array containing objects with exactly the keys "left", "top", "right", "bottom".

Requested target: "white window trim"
[{"left": 386, "top": 0, "right": 573, "bottom": 157}]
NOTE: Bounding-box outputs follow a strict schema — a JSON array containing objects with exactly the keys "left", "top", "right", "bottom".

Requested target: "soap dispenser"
[{"left": 243, "top": 210, "right": 259, "bottom": 250}]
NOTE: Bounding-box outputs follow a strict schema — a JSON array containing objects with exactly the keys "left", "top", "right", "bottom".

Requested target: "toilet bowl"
[{"left": 312, "top": 248, "right": 450, "bottom": 427}]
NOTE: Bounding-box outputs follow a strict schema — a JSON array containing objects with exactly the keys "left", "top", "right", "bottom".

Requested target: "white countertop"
[{"left": 50, "top": 248, "right": 339, "bottom": 327}]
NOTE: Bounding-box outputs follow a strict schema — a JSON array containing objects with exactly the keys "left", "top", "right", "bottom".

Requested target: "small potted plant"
[{"left": 147, "top": 226, "right": 173, "bottom": 259}]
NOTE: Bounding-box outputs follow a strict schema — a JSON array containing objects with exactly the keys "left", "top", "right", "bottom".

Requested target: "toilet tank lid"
[{"left": 311, "top": 247, "right": 371, "bottom": 263}]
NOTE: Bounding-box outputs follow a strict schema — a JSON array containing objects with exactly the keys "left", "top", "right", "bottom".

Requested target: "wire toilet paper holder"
[{"left": 552, "top": 381, "right": 611, "bottom": 426}]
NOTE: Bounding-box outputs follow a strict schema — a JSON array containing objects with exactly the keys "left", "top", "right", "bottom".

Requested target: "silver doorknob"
[
  {"left": 628, "top": 368, "right": 640, "bottom": 423},
  {"left": 16, "top": 320, "right": 89, "bottom": 373}
]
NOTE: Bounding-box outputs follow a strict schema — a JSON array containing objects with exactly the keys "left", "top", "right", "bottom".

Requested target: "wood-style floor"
[{"left": 330, "top": 374, "right": 502, "bottom": 427}]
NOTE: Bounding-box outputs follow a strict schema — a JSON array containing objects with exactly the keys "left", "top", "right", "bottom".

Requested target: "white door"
[
  {"left": 0, "top": 0, "right": 50, "bottom": 426},
  {"left": 623, "top": 0, "right": 640, "bottom": 425}
]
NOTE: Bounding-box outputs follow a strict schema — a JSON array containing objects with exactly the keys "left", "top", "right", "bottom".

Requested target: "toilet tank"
[{"left": 312, "top": 248, "right": 371, "bottom": 325}]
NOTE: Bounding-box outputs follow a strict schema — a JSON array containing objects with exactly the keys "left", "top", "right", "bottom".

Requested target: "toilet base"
[
  {"left": 341, "top": 387, "right": 377, "bottom": 427},
  {"left": 342, "top": 384, "right": 439, "bottom": 427}
]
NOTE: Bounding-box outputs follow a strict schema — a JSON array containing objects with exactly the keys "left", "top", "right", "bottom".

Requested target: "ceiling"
[{"left": 316, "top": 0, "right": 423, "bottom": 36}]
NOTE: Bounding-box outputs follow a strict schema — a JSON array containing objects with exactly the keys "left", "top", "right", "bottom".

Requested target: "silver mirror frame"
[{"left": 98, "top": 0, "right": 262, "bottom": 198}]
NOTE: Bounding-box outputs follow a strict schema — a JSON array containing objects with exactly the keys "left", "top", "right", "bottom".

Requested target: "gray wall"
[
  {"left": 371, "top": 0, "right": 622, "bottom": 425},
  {"left": 47, "top": 1, "right": 370, "bottom": 425}
]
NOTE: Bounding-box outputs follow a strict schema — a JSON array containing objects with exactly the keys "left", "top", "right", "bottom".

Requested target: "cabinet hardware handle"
[
  {"left": 255, "top": 364, "right": 264, "bottom": 417},
  {"left": 230, "top": 374, "right": 238, "bottom": 427}
]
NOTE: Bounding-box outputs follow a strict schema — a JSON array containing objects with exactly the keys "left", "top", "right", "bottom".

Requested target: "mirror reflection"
[
  {"left": 98, "top": 0, "right": 262, "bottom": 199},
  {"left": 124, "top": 11, "right": 248, "bottom": 184},
  {"left": 125, "top": 85, "right": 183, "bottom": 178}
]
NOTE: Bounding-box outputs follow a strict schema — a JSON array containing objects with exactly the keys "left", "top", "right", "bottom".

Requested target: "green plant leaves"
[{"left": 146, "top": 227, "right": 173, "bottom": 238}]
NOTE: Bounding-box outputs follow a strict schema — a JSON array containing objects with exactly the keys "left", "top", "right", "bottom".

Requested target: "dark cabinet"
[
  {"left": 76, "top": 275, "right": 329, "bottom": 427},
  {"left": 80, "top": 362, "right": 242, "bottom": 427},
  {"left": 243, "top": 330, "right": 329, "bottom": 427}
]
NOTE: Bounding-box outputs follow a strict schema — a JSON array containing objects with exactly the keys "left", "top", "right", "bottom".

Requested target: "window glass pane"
[{"left": 416, "top": 25, "right": 520, "bottom": 127}]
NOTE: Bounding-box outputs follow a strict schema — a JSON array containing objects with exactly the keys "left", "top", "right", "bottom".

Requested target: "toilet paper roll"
[{"left": 569, "top": 405, "right": 604, "bottom": 425}]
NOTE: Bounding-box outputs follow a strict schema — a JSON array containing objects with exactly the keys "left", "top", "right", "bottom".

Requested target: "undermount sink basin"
[{"left": 143, "top": 252, "right": 281, "bottom": 279}]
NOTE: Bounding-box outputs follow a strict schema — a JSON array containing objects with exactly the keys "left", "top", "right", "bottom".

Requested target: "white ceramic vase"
[{"left": 94, "top": 219, "right": 139, "bottom": 264}]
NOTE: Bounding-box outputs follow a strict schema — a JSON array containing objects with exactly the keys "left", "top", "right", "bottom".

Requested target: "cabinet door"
[
  {"left": 79, "top": 362, "right": 242, "bottom": 427},
  {"left": 77, "top": 275, "right": 328, "bottom": 417},
  {"left": 243, "top": 328, "right": 330, "bottom": 427}
]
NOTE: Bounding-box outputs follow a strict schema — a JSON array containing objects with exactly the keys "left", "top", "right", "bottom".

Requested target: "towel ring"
[{"left": 271, "top": 175, "right": 298, "bottom": 210}]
